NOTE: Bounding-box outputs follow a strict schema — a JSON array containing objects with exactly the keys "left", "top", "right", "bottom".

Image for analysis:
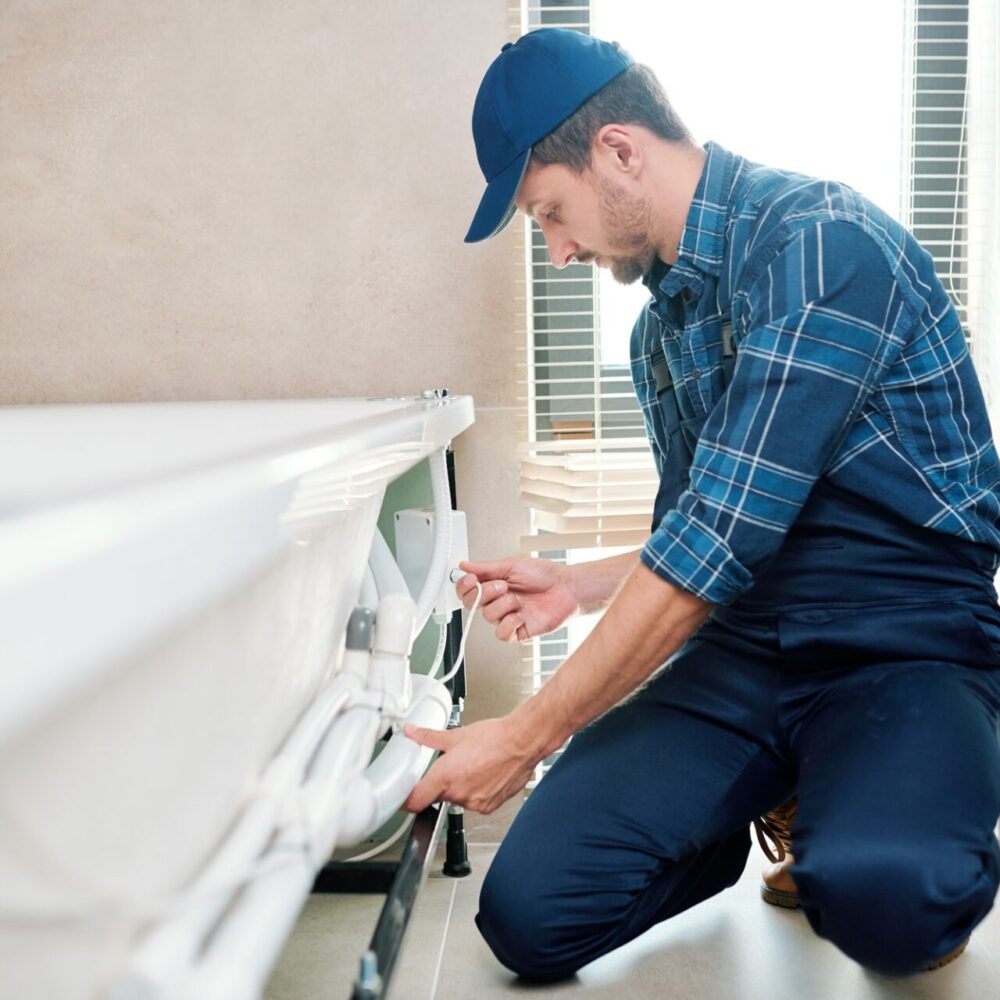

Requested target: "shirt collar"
[{"left": 643, "top": 141, "right": 742, "bottom": 303}]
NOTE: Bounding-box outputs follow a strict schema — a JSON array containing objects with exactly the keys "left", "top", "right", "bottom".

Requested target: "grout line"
[
  {"left": 428, "top": 879, "right": 459, "bottom": 1000},
  {"left": 976, "top": 935, "right": 1000, "bottom": 981}
]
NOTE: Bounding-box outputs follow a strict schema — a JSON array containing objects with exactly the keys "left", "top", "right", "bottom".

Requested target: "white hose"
[
  {"left": 426, "top": 621, "right": 448, "bottom": 677},
  {"left": 412, "top": 448, "right": 452, "bottom": 638}
]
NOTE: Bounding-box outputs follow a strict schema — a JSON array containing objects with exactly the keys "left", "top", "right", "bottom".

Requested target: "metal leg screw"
[{"left": 353, "top": 948, "right": 382, "bottom": 999}]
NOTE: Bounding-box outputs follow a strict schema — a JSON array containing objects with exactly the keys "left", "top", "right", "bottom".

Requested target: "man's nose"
[{"left": 544, "top": 232, "right": 580, "bottom": 269}]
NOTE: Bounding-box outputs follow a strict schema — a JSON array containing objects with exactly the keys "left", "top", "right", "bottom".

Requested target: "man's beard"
[{"left": 595, "top": 176, "right": 657, "bottom": 285}]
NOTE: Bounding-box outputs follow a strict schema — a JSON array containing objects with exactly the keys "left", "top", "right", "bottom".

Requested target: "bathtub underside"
[{"left": 0, "top": 395, "right": 474, "bottom": 999}]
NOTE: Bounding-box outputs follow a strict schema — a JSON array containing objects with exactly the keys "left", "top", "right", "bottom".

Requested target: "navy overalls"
[{"left": 476, "top": 334, "right": 1000, "bottom": 981}]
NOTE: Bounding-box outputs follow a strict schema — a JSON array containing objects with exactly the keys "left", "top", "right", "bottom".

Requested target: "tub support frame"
[{"left": 311, "top": 802, "right": 446, "bottom": 1000}]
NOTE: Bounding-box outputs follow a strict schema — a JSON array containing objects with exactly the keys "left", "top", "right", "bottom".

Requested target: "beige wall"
[{"left": 0, "top": 1, "right": 528, "bottom": 720}]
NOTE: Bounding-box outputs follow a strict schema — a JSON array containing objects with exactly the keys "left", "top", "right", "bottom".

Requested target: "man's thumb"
[
  {"left": 404, "top": 725, "right": 458, "bottom": 752},
  {"left": 459, "top": 557, "right": 513, "bottom": 582}
]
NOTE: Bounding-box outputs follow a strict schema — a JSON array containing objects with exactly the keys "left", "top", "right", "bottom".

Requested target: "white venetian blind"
[
  {"left": 966, "top": 0, "right": 1000, "bottom": 418},
  {"left": 902, "top": 0, "right": 974, "bottom": 337},
  {"left": 902, "top": 0, "right": 999, "bottom": 402}
]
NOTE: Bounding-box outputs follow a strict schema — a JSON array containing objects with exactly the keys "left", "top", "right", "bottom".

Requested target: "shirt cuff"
[{"left": 640, "top": 507, "right": 754, "bottom": 605}]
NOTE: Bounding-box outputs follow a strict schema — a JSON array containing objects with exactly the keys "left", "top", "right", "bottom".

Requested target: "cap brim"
[{"left": 464, "top": 149, "right": 531, "bottom": 244}]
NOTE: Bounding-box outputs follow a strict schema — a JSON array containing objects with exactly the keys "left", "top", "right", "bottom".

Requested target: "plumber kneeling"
[{"left": 404, "top": 29, "right": 1000, "bottom": 981}]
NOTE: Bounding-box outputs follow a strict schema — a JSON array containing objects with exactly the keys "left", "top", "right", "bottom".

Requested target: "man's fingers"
[
  {"left": 480, "top": 593, "right": 521, "bottom": 625},
  {"left": 403, "top": 725, "right": 459, "bottom": 752},
  {"left": 456, "top": 575, "right": 507, "bottom": 606},
  {"left": 403, "top": 770, "right": 444, "bottom": 812},
  {"left": 496, "top": 612, "right": 526, "bottom": 642}
]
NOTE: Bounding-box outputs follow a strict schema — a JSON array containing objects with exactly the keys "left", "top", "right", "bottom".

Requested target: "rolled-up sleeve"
[{"left": 641, "top": 220, "right": 915, "bottom": 604}]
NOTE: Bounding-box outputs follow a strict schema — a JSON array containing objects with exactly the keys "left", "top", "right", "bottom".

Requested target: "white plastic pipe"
[
  {"left": 337, "top": 674, "right": 452, "bottom": 845},
  {"left": 170, "top": 674, "right": 451, "bottom": 1000},
  {"left": 367, "top": 591, "right": 415, "bottom": 715},
  {"left": 367, "top": 526, "right": 410, "bottom": 598},
  {"left": 169, "top": 705, "right": 375, "bottom": 1000},
  {"left": 111, "top": 672, "right": 357, "bottom": 1000}
]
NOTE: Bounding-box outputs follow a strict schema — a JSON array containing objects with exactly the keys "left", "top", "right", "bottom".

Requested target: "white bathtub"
[{"left": 0, "top": 394, "right": 474, "bottom": 999}]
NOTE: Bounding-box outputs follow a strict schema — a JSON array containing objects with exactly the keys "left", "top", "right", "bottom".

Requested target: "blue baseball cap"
[{"left": 465, "top": 29, "right": 633, "bottom": 244}]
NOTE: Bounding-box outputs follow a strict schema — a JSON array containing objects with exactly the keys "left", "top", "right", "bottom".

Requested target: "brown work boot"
[{"left": 753, "top": 796, "right": 800, "bottom": 909}]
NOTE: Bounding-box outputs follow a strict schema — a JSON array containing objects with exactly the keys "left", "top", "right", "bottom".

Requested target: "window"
[{"left": 903, "top": 0, "right": 971, "bottom": 336}]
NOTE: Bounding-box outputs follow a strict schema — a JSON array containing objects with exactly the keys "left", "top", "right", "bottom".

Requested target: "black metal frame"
[{"left": 312, "top": 804, "right": 448, "bottom": 999}]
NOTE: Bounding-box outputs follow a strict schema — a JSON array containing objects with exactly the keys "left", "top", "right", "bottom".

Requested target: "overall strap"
[{"left": 651, "top": 320, "right": 736, "bottom": 395}]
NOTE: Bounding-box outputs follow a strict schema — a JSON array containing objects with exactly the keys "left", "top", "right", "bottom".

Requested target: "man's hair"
[{"left": 530, "top": 58, "right": 693, "bottom": 174}]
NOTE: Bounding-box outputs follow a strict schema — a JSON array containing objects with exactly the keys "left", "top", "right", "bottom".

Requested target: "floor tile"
[
  {"left": 267, "top": 796, "right": 474, "bottom": 996},
  {"left": 265, "top": 894, "right": 380, "bottom": 1000},
  {"left": 264, "top": 873, "right": 456, "bottom": 999},
  {"left": 969, "top": 893, "right": 1000, "bottom": 973},
  {"left": 461, "top": 795, "right": 526, "bottom": 846},
  {"left": 386, "top": 876, "right": 457, "bottom": 999}
]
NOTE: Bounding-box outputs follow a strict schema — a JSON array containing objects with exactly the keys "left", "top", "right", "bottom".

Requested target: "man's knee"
[
  {"left": 794, "top": 839, "right": 999, "bottom": 975},
  {"left": 476, "top": 862, "right": 583, "bottom": 982}
]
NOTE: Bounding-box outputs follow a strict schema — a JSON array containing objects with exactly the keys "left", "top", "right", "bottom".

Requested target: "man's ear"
[{"left": 594, "top": 124, "right": 642, "bottom": 174}]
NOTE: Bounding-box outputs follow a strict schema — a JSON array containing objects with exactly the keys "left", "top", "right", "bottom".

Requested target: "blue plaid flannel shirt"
[{"left": 632, "top": 142, "right": 1000, "bottom": 605}]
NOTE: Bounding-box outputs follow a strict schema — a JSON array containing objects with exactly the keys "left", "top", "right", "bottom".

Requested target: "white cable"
[
  {"left": 440, "top": 581, "right": 481, "bottom": 684},
  {"left": 340, "top": 815, "right": 416, "bottom": 864}
]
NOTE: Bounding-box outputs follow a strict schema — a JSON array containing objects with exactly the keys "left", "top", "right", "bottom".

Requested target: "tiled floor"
[{"left": 266, "top": 804, "right": 1000, "bottom": 1000}]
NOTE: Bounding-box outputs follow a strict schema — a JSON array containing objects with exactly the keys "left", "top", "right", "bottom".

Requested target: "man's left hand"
[{"left": 402, "top": 717, "right": 540, "bottom": 814}]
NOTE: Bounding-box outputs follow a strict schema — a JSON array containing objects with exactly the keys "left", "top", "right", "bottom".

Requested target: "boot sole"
[
  {"left": 760, "top": 883, "right": 801, "bottom": 909},
  {"left": 923, "top": 938, "right": 969, "bottom": 972}
]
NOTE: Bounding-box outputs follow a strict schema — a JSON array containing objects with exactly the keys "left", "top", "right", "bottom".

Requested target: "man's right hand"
[{"left": 455, "top": 556, "right": 578, "bottom": 643}]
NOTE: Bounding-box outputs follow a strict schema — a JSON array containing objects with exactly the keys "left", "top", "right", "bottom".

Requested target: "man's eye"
[{"left": 545, "top": 209, "right": 559, "bottom": 222}]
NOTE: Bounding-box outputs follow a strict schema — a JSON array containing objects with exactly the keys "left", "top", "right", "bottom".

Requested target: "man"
[{"left": 403, "top": 28, "right": 1000, "bottom": 981}]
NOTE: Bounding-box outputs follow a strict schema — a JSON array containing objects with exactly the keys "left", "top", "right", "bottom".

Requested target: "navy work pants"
[{"left": 476, "top": 596, "right": 1000, "bottom": 980}]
